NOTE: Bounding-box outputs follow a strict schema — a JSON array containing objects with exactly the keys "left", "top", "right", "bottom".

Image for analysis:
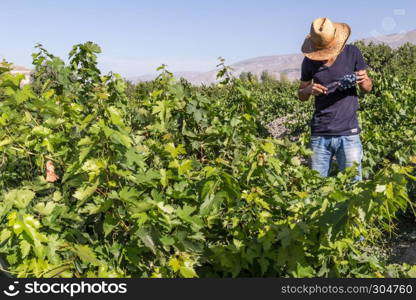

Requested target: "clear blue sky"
[{"left": 1, "top": 0, "right": 415, "bottom": 77}]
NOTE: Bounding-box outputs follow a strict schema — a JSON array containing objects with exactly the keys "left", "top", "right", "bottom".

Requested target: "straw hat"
[{"left": 301, "top": 17, "right": 351, "bottom": 61}]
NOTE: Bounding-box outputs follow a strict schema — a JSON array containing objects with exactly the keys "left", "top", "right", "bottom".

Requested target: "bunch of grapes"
[{"left": 338, "top": 73, "right": 357, "bottom": 91}]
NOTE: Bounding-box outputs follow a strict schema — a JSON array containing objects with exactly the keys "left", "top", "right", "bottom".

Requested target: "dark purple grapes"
[{"left": 338, "top": 73, "right": 357, "bottom": 91}]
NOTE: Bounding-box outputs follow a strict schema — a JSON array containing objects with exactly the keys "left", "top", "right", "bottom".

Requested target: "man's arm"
[
  {"left": 298, "top": 80, "right": 328, "bottom": 101},
  {"left": 356, "top": 70, "right": 372, "bottom": 93}
]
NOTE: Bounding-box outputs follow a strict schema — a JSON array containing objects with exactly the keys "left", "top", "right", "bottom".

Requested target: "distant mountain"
[
  {"left": 0, "top": 63, "right": 31, "bottom": 74},
  {"left": 362, "top": 29, "right": 416, "bottom": 49},
  {"left": 130, "top": 29, "right": 416, "bottom": 85},
  {"left": 130, "top": 54, "right": 304, "bottom": 85},
  {"left": 129, "top": 71, "right": 202, "bottom": 83},
  {"left": 9, "top": 30, "right": 416, "bottom": 87},
  {"left": 6, "top": 64, "right": 32, "bottom": 86}
]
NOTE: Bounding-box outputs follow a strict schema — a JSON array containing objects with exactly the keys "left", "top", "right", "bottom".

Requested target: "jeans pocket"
[
  {"left": 344, "top": 134, "right": 361, "bottom": 144},
  {"left": 310, "top": 136, "right": 322, "bottom": 147}
]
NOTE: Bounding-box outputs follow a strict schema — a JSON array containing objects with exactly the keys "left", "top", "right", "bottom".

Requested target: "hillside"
[
  {"left": 131, "top": 29, "right": 416, "bottom": 85},
  {"left": 10, "top": 30, "right": 416, "bottom": 86},
  {"left": 363, "top": 29, "right": 416, "bottom": 48},
  {"left": 2, "top": 64, "right": 32, "bottom": 86}
]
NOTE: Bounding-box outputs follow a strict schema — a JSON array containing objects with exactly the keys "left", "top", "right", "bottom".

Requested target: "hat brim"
[{"left": 301, "top": 23, "right": 351, "bottom": 61}]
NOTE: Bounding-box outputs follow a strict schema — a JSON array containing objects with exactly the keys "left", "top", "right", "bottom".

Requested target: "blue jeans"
[{"left": 310, "top": 134, "right": 363, "bottom": 181}]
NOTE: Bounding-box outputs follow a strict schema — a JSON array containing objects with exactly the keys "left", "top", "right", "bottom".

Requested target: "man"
[{"left": 298, "top": 17, "right": 373, "bottom": 181}]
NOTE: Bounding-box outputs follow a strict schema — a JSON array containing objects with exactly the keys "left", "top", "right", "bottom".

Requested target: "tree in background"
[
  {"left": 239, "top": 71, "right": 249, "bottom": 82},
  {"left": 260, "top": 70, "right": 277, "bottom": 84},
  {"left": 279, "top": 71, "right": 289, "bottom": 83},
  {"left": 239, "top": 71, "right": 258, "bottom": 83},
  {"left": 354, "top": 41, "right": 416, "bottom": 79}
]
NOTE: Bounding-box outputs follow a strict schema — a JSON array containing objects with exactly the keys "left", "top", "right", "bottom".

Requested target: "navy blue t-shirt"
[{"left": 301, "top": 44, "right": 368, "bottom": 136}]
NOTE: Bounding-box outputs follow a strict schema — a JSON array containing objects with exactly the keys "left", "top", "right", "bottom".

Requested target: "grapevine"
[{"left": 0, "top": 42, "right": 415, "bottom": 279}]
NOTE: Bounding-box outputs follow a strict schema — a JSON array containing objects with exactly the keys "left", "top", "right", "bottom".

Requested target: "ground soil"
[{"left": 387, "top": 214, "right": 416, "bottom": 265}]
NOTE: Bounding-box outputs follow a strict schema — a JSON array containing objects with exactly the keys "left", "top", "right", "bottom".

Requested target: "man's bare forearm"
[{"left": 298, "top": 86, "right": 312, "bottom": 101}]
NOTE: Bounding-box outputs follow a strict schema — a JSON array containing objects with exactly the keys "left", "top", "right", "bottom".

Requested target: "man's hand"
[
  {"left": 309, "top": 83, "right": 328, "bottom": 96},
  {"left": 355, "top": 70, "right": 372, "bottom": 93},
  {"left": 298, "top": 81, "right": 328, "bottom": 101}
]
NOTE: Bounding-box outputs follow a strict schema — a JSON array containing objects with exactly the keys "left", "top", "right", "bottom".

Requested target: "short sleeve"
[
  {"left": 300, "top": 57, "right": 313, "bottom": 81},
  {"left": 353, "top": 45, "right": 368, "bottom": 71}
]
